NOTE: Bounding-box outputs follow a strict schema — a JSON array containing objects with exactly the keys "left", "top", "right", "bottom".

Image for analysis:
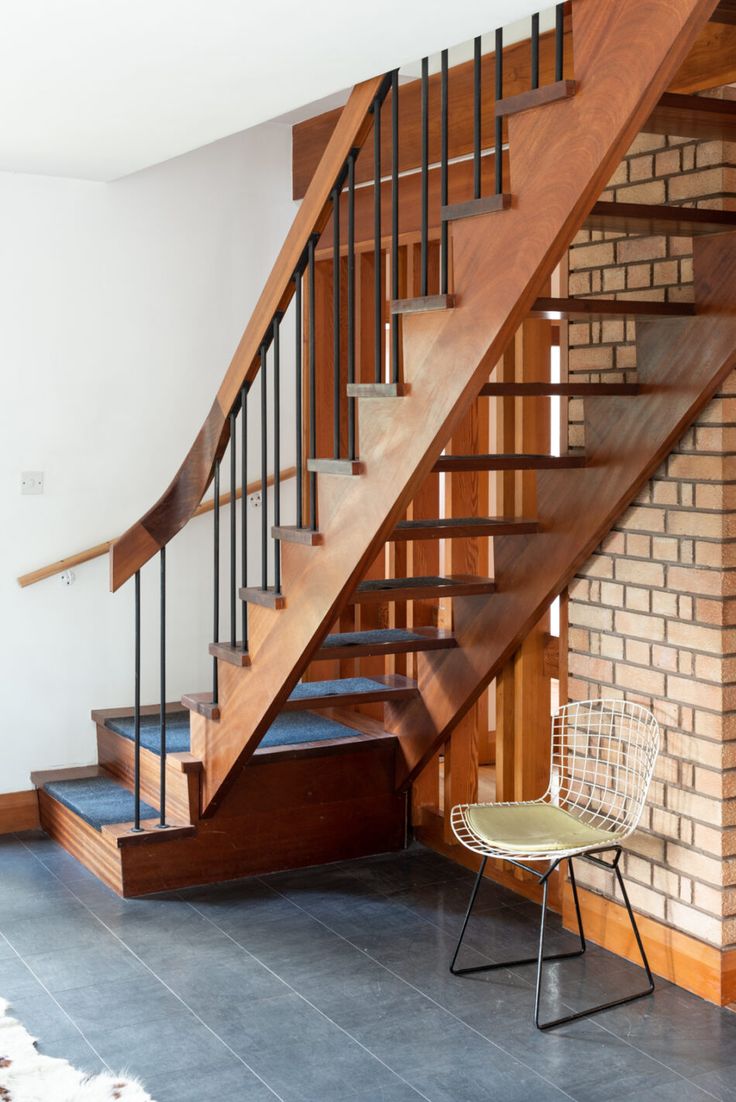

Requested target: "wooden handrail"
[
  {"left": 17, "top": 468, "right": 296, "bottom": 588},
  {"left": 108, "top": 75, "right": 385, "bottom": 593}
]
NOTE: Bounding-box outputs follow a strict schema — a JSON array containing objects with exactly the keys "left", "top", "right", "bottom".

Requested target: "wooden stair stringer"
[
  {"left": 191, "top": 0, "right": 718, "bottom": 814},
  {"left": 390, "top": 231, "right": 736, "bottom": 785}
]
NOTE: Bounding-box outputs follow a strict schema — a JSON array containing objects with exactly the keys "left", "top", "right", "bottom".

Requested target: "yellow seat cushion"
[{"left": 464, "top": 802, "right": 620, "bottom": 854}]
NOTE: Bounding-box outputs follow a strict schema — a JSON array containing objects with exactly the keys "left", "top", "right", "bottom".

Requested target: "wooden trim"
[
  {"left": 17, "top": 467, "right": 296, "bottom": 589},
  {"left": 0, "top": 790, "right": 40, "bottom": 834},
  {"left": 563, "top": 882, "right": 736, "bottom": 1006}
]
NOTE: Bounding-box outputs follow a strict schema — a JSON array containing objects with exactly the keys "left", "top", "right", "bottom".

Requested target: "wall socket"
[{"left": 21, "top": 471, "right": 44, "bottom": 495}]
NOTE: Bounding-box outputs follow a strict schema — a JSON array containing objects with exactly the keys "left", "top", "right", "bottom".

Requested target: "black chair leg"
[
  {"left": 449, "top": 857, "right": 583, "bottom": 978},
  {"left": 449, "top": 850, "right": 656, "bottom": 1032},
  {"left": 535, "top": 852, "right": 655, "bottom": 1031}
]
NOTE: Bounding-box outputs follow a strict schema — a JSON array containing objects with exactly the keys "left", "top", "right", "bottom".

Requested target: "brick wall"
[{"left": 566, "top": 89, "right": 736, "bottom": 949}]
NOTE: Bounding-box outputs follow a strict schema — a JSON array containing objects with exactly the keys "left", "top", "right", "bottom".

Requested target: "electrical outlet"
[
  {"left": 248, "top": 492, "right": 262, "bottom": 509},
  {"left": 21, "top": 471, "right": 44, "bottom": 495}
]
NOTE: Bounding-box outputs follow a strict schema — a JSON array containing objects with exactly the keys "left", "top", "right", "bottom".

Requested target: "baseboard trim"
[
  {"left": 563, "top": 882, "right": 736, "bottom": 1006},
  {"left": 0, "top": 790, "right": 40, "bottom": 835}
]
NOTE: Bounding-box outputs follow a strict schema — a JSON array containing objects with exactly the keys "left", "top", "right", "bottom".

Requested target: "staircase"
[{"left": 32, "top": 0, "right": 736, "bottom": 896}]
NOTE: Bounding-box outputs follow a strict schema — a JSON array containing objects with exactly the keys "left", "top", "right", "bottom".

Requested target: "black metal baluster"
[
  {"left": 473, "top": 36, "right": 482, "bottom": 200},
  {"left": 229, "top": 409, "right": 236, "bottom": 646},
  {"left": 260, "top": 344, "right": 268, "bottom": 590},
  {"left": 373, "top": 93, "right": 382, "bottom": 383},
  {"left": 555, "top": 3, "right": 564, "bottom": 82},
  {"left": 440, "top": 49, "right": 449, "bottom": 296},
  {"left": 421, "top": 57, "right": 429, "bottom": 298},
  {"left": 212, "top": 461, "right": 220, "bottom": 705},
  {"left": 347, "top": 152, "right": 357, "bottom": 458},
  {"left": 240, "top": 384, "right": 248, "bottom": 651},
  {"left": 332, "top": 187, "right": 341, "bottom": 458},
  {"left": 158, "top": 546, "right": 167, "bottom": 829},
  {"left": 495, "top": 28, "right": 504, "bottom": 196},
  {"left": 308, "top": 239, "right": 317, "bottom": 529},
  {"left": 133, "top": 569, "right": 141, "bottom": 832},
  {"left": 273, "top": 316, "right": 281, "bottom": 595},
  {"left": 391, "top": 71, "right": 400, "bottom": 381},
  {"left": 295, "top": 270, "right": 304, "bottom": 523},
  {"left": 531, "top": 13, "right": 540, "bottom": 90}
]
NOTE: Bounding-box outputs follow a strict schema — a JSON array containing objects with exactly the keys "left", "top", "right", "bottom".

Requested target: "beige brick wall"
[{"left": 566, "top": 90, "right": 736, "bottom": 949}]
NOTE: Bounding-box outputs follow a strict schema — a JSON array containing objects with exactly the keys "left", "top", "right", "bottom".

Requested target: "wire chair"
[{"left": 450, "top": 698, "right": 660, "bottom": 1030}]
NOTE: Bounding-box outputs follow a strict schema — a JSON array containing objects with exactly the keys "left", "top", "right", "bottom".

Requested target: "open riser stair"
[{"left": 32, "top": 0, "right": 736, "bottom": 896}]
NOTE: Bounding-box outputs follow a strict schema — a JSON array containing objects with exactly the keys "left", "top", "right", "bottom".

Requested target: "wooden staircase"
[{"left": 33, "top": 0, "right": 736, "bottom": 896}]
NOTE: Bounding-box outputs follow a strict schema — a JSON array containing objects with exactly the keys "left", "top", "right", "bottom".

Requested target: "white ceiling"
[{"left": 1, "top": 0, "right": 541, "bottom": 182}]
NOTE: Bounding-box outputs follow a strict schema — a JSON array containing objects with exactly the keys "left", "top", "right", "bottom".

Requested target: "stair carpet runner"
[{"left": 43, "top": 664, "right": 410, "bottom": 832}]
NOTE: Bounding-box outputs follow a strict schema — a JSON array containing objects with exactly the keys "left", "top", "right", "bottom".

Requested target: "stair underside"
[
  {"left": 644, "top": 92, "right": 736, "bottom": 141},
  {"left": 351, "top": 574, "right": 496, "bottom": 603}
]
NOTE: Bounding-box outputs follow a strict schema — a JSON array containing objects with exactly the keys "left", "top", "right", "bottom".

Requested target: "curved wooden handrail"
[
  {"left": 108, "top": 75, "right": 384, "bottom": 593},
  {"left": 18, "top": 467, "right": 296, "bottom": 589}
]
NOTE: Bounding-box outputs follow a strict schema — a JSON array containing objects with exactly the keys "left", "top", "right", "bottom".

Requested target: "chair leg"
[
  {"left": 534, "top": 850, "right": 655, "bottom": 1031},
  {"left": 450, "top": 857, "right": 583, "bottom": 977}
]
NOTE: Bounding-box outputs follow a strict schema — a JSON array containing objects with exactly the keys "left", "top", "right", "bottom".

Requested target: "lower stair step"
[
  {"left": 42, "top": 774, "right": 158, "bottom": 832},
  {"left": 530, "top": 296, "right": 695, "bottom": 320},
  {"left": 390, "top": 516, "right": 540, "bottom": 540},
  {"left": 351, "top": 574, "right": 495, "bottom": 603},
  {"left": 584, "top": 200, "right": 736, "bottom": 237},
  {"left": 480, "top": 382, "right": 639, "bottom": 397},
  {"left": 315, "top": 627, "right": 458, "bottom": 660},
  {"left": 282, "top": 675, "right": 417, "bottom": 711}
]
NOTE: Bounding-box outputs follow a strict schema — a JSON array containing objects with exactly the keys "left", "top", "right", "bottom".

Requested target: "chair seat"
[{"left": 464, "top": 802, "right": 621, "bottom": 855}]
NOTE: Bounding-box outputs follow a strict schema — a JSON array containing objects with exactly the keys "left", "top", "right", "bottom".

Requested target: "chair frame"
[{"left": 449, "top": 699, "right": 660, "bottom": 1030}]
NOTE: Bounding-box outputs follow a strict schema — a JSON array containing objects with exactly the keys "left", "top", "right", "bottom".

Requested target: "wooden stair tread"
[
  {"left": 182, "top": 692, "right": 220, "bottom": 721},
  {"left": 480, "top": 382, "right": 640, "bottom": 397},
  {"left": 390, "top": 516, "right": 540, "bottom": 540},
  {"left": 390, "top": 294, "right": 455, "bottom": 314},
  {"left": 346, "top": 383, "right": 408, "bottom": 398},
  {"left": 239, "top": 586, "right": 286, "bottom": 610},
  {"left": 351, "top": 574, "right": 495, "bottom": 603},
  {"left": 585, "top": 200, "right": 736, "bottom": 237},
  {"left": 442, "top": 194, "right": 512, "bottom": 222},
  {"left": 645, "top": 92, "right": 736, "bottom": 141},
  {"left": 272, "top": 525, "right": 323, "bottom": 546},
  {"left": 315, "top": 627, "right": 458, "bottom": 660},
  {"left": 281, "top": 675, "right": 418, "bottom": 711},
  {"left": 495, "top": 79, "right": 576, "bottom": 119},
  {"left": 434, "top": 453, "right": 586, "bottom": 472},
  {"left": 530, "top": 296, "right": 696, "bottom": 320}
]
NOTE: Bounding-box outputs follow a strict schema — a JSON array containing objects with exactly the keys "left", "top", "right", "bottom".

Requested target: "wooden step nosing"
[
  {"left": 272, "top": 524, "right": 323, "bottom": 546},
  {"left": 208, "top": 641, "right": 251, "bottom": 666},
  {"left": 480, "top": 382, "right": 640, "bottom": 397},
  {"left": 530, "top": 296, "right": 697, "bottom": 320},
  {"left": 442, "top": 194, "right": 512, "bottom": 222},
  {"left": 306, "top": 458, "right": 364, "bottom": 476},
  {"left": 495, "top": 79, "right": 576, "bottom": 119},
  {"left": 433, "top": 453, "right": 586, "bottom": 472},
  {"left": 346, "top": 382, "right": 409, "bottom": 398},
  {"left": 181, "top": 693, "right": 220, "bottom": 721},
  {"left": 390, "top": 294, "right": 455, "bottom": 315},
  {"left": 390, "top": 517, "right": 541, "bottom": 540},
  {"left": 351, "top": 576, "right": 496, "bottom": 604},
  {"left": 314, "top": 629, "right": 458, "bottom": 661},
  {"left": 239, "top": 586, "right": 287, "bottom": 610},
  {"left": 585, "top": 200, "right": 736, "bottom": 236}
]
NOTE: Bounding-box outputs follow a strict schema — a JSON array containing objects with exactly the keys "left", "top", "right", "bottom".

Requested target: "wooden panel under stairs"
[
  {"left": 643, "top": 90, "right": 736, "bottom": 139},
  {"left": 36, "top": 713, "right": 407, "bottom": 896},
  {"left": 433, "top": 453, "right": 586, "bottom": 472},
  {"left": 351, "top": 575, "right": 496, "bottom": 603},
  {"left": 584, "top": 200, "right": 736, "bottom": 236}
]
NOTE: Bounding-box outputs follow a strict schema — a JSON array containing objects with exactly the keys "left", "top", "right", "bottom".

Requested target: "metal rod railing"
[
  {"left": 531, "top": 13, "right": 540, "bottom": 89},
  {"left": 295, "top": 270, "right": 304, "bottom": 523},
  {"left": 332, "top": 187, "right": 341, "bottom": 458},
  {"left": 347, "top": 152, "right": 357, "bottom": 457},
  {"left": 158, "top": 546, "right": 167, "bottom": 829},
  {"left": 240, "top": 383, "right": 248, "bottom": 650},
  {"left": 133, "top": 569, "right": 142, "bottom": 832},
  {"left": 421, "top": 57, "right": 429, "bottom": 297},
  {"left": 212, "top": 461, "right": 220, "bottom": 704},
  {"left": 373, "top": 94, "right": 382, "bottom": 383},
  {"left": 229, "top": 409, "right": 236, "bottom": 646},
  {"left": 273, "top": 316, "right": 282, "bottom": 595},
  {"left": 440, "top": 49, "right": 449, "bottom": 295},
  {"left": 260, "top": 344, "right": 268, "bottom": 588},
  {"left": 495, "top": 28, "right": 504, "bottom": 196},
  {"left": 391, "top": 71, "right": 400, "bottom": 381},
  {"left": 308, "top": 238, "right": 317, "bottom": 529},
  {"left": 555, "top": 4, "right": 564, "bottom": 81},
  {"left": 473, "top": 37, "right": 482, "bottom": 200}
]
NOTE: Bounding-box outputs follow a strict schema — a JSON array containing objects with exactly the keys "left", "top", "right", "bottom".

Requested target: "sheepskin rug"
[{"left": 0, "top": 999, "right": 154, "bottom": 1101}]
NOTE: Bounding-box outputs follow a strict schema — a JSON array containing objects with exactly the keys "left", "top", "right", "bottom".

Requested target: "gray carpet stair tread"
[
  {"left": 44, "top": 776, "right": 157, "bottom": 832},
  {"left": 357, "top": 575, "right": 454, "bottom": 592},
  {"left": 321, "top": 628, "right": 431, "bottom": 647},
  {"left": 288, "top": 677, "right": 395, "bottom": 701}
]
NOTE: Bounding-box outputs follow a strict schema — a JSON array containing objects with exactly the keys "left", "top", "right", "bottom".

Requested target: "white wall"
[{"left": 0, "top": 121, "right": 298, "bottom": 792}]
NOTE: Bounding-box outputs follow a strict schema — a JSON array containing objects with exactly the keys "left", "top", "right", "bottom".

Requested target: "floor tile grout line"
[
  {"left": 258, "top": 875, "right": 725, "bottom": 1102},
  {"left": 183, "top": 900, "right": 435, "bottom": 1102},
  {"left": 203, "top": 880, "right": 576, "bottom": 1102},
  {"left": 16, "top": 837, "right": 288, "bottom": 1102},
  {"left": 0, "top": 930, "right": 114, "bottom": 1074},
  {"left": 13, "top": 835, "right": 724, "bottom": 1102}
]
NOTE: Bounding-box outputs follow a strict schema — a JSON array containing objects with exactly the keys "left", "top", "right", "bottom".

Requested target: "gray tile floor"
[{"left": 0, "top": 832, "right": 733, "bottom": 1102}]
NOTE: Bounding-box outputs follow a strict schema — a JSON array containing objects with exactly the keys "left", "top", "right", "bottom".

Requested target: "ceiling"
[{"left": 1, "top": 0, "right": 542, "bottom": 182}]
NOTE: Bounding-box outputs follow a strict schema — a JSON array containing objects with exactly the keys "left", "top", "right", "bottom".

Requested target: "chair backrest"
[{"left": 549, "top": 699, "right": 660, "bottom": 840}]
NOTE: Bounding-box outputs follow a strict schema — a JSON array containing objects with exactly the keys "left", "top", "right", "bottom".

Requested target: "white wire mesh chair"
[{"left": 450, "top": 698, "right": 660, "bottom": 1030}]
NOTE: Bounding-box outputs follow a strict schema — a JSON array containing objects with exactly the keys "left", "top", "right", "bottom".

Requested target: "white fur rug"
[{"left": 0, "top": 998, "right": 154, "bottom": 1101}]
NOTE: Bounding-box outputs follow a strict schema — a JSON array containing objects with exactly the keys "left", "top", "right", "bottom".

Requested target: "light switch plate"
[{"left": 21, "top": 471, "right": 44, "bottom": 495}]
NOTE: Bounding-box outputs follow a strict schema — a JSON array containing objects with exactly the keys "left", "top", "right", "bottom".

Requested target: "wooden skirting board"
[
  {"left": 0, "top": 790, "right": 40, "bottom": 835},
  {"left": 563, "top": 882, "right": 736, "bottom": 1007}
]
